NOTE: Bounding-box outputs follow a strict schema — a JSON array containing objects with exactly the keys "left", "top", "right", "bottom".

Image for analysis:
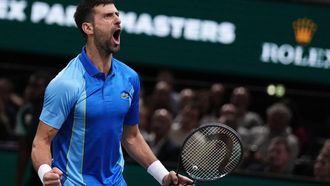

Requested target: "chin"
[
  {"left": 112, "top": 48, "right": 120, "bottom": 54},
  {"left": 110, "top": 45, "right": 120, "bottom": 54}
]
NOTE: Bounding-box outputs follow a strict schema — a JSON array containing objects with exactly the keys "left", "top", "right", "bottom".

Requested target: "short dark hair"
[{"left": 74, "top": 0, "right": 115, "bottom": 38}]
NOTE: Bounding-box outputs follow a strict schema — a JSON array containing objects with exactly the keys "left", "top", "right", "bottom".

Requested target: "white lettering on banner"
[
  {"left": 134, "top": 13, "right": 153, "bottom": 35},
  {"left": 0, "top": 1, "right": 8, "bottom": 19},
  {"left": 31, "top": 2, "right": 76, "bottom": 27},
  {"left": 0, "top": 1, "right": 235, "bottom": 44},
  {"left": 119, "top": 11, "right": 236, "bottom": 44},
  {"left": 65, "top": 5, "right": 77, "bottom": 27},
  {"left": 169, "top": 17, "right": 185, "bottom": 39},
  {"left": 31, "top": 2, "right": 49, "bottom": 23},
  {"left": 45, "top": 4, "right": 65, "bottom": 26},
  {"left": 261, "top": 42, "right": 330, "bottom": 69},
  {"left": 0, "top": 0, "right": 27, "bottom": 21},
  {"left": 153, "top": 15, "right": 170, "bottom": 37},
  {"left": 184, "top": 18, "right": 200, "bottom": 41}
]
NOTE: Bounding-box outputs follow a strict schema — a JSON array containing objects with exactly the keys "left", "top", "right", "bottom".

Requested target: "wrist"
[
  {"left": 38, "top": 164, "right": 52, "bottom": 184},
  {"left": 147, "top": 160, "right": 169, "bottom": 185}
]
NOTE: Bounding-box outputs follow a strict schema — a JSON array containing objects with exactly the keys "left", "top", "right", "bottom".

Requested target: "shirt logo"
[{"left": 121, "top": 92, "right": 130, "bottom": 99}]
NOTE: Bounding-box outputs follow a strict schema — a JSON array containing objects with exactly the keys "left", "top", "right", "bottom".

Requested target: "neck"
[{"left": 86, "top": 43, "right": 113, "bottom": 76}]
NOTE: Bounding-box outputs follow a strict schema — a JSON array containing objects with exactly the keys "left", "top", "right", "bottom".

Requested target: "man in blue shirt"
[{"left": 31, "top": 0, "right": 193, "bottom": 185}]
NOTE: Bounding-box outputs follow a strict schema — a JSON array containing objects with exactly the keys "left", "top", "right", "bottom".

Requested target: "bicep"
[
  {"left": 122, "top": 124, "right": 139, "bottom": 142},
  {"left": 33, "top": 121, "right": 58, "bottom": 146}
]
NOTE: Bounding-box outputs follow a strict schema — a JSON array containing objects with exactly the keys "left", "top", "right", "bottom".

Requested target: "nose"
[{"left": 115, "top": 14, "right": 121, "bottom": 26}]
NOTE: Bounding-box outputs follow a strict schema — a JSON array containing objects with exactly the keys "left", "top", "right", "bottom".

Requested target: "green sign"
[{"left": 0, "top": 0, "right": 329, "bottom": 85}]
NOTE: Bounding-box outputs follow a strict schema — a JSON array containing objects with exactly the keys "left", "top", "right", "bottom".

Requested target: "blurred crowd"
[{"left": 1, "top": 70, "right": 330, "bottom": 185}]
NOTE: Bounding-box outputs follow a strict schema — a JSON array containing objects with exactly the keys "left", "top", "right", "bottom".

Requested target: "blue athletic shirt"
[{"left": 39, "top": 48, "right": 140, "bottom": 186}]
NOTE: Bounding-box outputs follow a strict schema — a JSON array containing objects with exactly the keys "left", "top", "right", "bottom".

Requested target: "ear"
[{"left": 82, "top": 22, "right": 93, "bottom": 35}]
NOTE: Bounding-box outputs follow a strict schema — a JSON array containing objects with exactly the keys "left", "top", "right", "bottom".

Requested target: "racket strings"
[{"left": 181, "top": 126, "right": 243, "bottom": 181}]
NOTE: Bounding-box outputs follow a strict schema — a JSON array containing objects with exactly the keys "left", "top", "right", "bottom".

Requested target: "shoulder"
[
  {"left": 250, "top": 126, "right": 268, "bottom": 135},
  {"left": 113, "top": 58, "right": 139, "bottom": 79},
  {"left": 46, "top": 57, "right": 85, "bottom": 96},
  {"left": 113, "top": 58, "right": 140, "bottom": 92}
]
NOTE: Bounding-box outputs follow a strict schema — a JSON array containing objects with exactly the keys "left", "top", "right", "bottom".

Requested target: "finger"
[
  {"left": 43, "top": 172, "right": 61, "bottom": 186},
  {"left": 44, "top": 175, "right": 61, "bottom": 186},
  {"left": 52, "top": 167, "right": 63, "bottom": 177},
  {"left": 169, "top": 171, "right": 178, "bottom": 185},
  {"left": 44, "top": 172, "right": 60, "bottom": 180},
  {"left": 178, "top": 174, "right": 194, "bottom": 184}
]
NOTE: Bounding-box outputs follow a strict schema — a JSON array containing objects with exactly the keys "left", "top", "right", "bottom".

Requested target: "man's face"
[
  {"left": 268, "top": 143, "right": 289, "bottom": 169},
  {"left": 92, "top": 4, "right": 121, "bottom": 54}
]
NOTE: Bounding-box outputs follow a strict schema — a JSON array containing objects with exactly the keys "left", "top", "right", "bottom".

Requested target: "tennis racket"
[{"left": 173, "top": 123, "right": 244, "bottom": 185}]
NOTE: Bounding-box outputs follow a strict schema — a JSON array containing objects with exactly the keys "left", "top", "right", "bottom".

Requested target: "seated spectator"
[
  {"left": 178, "top": 88, "right": 195, "bottom": 111},
  {"left": 156, "top": 70, "right": 180, "bottom": 114},
  {"left": 170, "top": 102, "right": 201, "bottom": 147},
  {"left": 196, "top": 89, "right": 217, "bottom": 126},
  {"left": 250, "top": 103, "right": 299, "bottom": 171},
  {"left": 264, "top": 137, "right": 292, "bottom": 174},
  {"left": 242, "top": 137, "right": 292, "bottom": 175},
  {"left": 230, "top": 86, "right": 263, "bottom": 130},
  {"left": 174, "top": 88, "right": 195, "bottom": 123},
  {"left": 218, "top": 103, "right": 250, "bottom": 148},
  {"left": 209, "top": 83, "right": 226, "bottom": 118},
  {"left": 149, "top": 108, "right": 179, "bottom": 162},
  {"left": 314, "top": 139, "right": 330, "bottom": 181},
  {"left": 148, "top": 81, "right": 177, "bottom": 115}
]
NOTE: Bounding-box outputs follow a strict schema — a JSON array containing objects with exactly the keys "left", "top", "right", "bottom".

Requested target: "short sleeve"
[
  {"left": 39, "top": 79, "right": 79, "bottom": 129},
  {"left": 124, "top": 74, "right": 140, "bottom": 125}
]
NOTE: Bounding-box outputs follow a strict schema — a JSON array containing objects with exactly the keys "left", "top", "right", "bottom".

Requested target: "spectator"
[
  {"left": 210, "top": 83, "right": 226, "bottom": 118},
  {"left": 156, "top": 70, "right": 179, "bottom": 114},
  {"left": 149, "top": 109, "right": 179, "bottom": 162},
  {"left": 250, "top": 103, "right": 299, "bottom": 171},
  {"left": 148, "top": 81, "right": 176, "bottom": 115},
  {"left": 218, "top": 103, "right": 250, "bottom": 148},
  {"left": 230, "top": 86, "right": 263, "bottom": 130},
  {"left": 264, "top": 137, "right": 292, "bottom": 174},
  {"left": 178, "top": 88, "right": 195, "bottom": 111},
  {"left": 242, "top": 137, "right": 292, "bottom": 175},
  {"left": 196, "top": 89, "right": 217, "bottom": 126},
  {"left": 174, "top": 88, "right": 195, "bottom": 123},
  {"left": 170, "top": 102, "right": 201, "bottom": 147}
]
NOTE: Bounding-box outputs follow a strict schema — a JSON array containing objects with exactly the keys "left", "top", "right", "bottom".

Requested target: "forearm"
[
  {"left": 31, "top": 138, "right": 53, "bottom": 171},
  {"left": 122, "top": 131, "right": 157, "bottom": 168}
]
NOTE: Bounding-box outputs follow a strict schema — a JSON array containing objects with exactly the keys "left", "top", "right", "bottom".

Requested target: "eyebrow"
[{"left": 103, "top": 11, "right": 119, "bottom": 16}]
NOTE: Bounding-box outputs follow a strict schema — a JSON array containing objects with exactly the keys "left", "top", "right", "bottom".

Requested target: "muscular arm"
[
  {"left": 31, "top": 121, "right": 58, "bottom": 170},
  {"left": 121, "top": 124, "right": 157, "bottom": 168},
  {"left": 31, "top": 121, "right": 63, "bottom": 186},
  {"left": 122, "top": 124, "right": 193, "bottom": 185}
]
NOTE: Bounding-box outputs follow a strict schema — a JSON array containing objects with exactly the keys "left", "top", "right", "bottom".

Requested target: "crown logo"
[{"left": 292, "top": 18, "right": 317, "bottom": 45}]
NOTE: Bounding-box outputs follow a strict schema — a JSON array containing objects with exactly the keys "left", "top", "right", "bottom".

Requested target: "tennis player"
[{"left": 31, "top": 0, "right": 193, "bottom": 185}]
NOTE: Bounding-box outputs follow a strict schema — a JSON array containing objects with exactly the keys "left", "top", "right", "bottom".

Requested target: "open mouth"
[{"left": 113, "top": 29, "right": 121, "bottom": 45}]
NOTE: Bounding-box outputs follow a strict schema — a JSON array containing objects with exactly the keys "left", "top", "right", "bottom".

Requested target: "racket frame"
[{"left": 176, "top": 123, "right": 244, "bottom": 183}]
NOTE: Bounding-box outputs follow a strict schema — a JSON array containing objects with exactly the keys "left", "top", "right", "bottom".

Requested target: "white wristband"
[
  {"left": 38, "top": 164, "right": 52, "bottom": 184},
  {"left": 147, "top": 160, "right": 169, "bottom": 185}
]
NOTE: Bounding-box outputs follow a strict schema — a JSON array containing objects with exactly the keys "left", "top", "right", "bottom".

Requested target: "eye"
[{"left": 104, "top": 13, "right": 113, "bottom": 18}]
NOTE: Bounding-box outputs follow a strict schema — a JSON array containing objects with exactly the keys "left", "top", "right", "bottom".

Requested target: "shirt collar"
[{"left": 79, "top": 47, "right": 116, "bottom": 78}]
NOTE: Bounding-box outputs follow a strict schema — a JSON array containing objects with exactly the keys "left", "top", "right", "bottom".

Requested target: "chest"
[{"left": 75, "top": 74, "right": 134, "bottom": 122}]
